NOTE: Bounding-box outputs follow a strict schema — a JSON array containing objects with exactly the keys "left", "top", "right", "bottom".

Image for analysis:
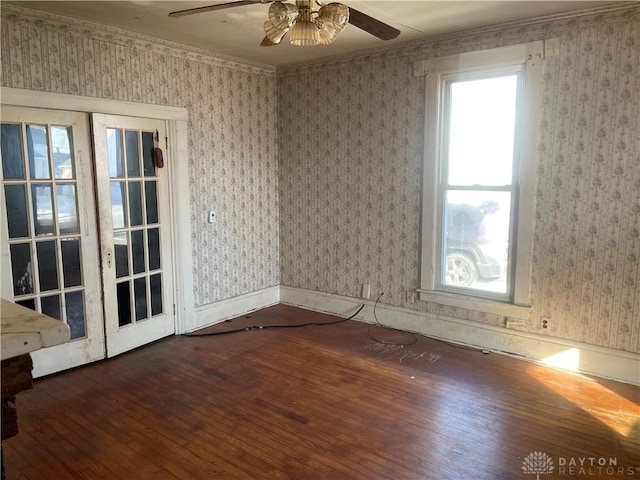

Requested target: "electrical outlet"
[
  {"left": 541, "top": 317, "right": 550, "bottom": 330},
  {"left": 361, "top": 283, "right": 371, "bottom": 300},
  {"left": 208, "top": 210, "right": 217, "bottom": 224}
]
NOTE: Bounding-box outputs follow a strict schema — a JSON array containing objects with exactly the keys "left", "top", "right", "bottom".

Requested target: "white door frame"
[{"left": 1, "top": 87, "right": 195, "bottom": 335}]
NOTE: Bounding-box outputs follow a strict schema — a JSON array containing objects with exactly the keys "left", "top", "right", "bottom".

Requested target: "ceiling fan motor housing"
[{"left": 265, "top": 0, "right": 350, "bottom": 46}]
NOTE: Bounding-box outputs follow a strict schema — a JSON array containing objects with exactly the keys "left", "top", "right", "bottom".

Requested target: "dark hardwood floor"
[{"left": 3, "top": 305, "right": 639, "bottom": 479}]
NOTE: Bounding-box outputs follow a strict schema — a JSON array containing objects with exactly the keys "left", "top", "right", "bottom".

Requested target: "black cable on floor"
[
  {"left": 367, "top": 292, "right": 418, "bottom": 347},
  {"left": 182, "top": 304, "right": 365, "bottom": 337},
  {"left": 183, "top": 295, "right": 488, "bottom": 354}
]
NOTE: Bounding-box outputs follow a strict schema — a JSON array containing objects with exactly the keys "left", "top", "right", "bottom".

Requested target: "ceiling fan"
[{"left": 168, "top": 0, "right": 401, "bottom": 47}]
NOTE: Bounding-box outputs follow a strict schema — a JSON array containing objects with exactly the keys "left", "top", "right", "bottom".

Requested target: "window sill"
[{"left": 417, "top": 289, "right": 531, "bottom": 319}]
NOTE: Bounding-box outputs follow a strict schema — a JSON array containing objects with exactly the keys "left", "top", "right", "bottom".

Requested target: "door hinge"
[
  {"left": 173, "top": 304, "right": 176, "bottom": 315},
  {"left": 165, "top": 136, "right": 169, "bottom": 149}
]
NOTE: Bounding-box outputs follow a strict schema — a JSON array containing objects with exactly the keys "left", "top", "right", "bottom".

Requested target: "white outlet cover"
[{"left": 208, "top": 210, "right": 217, "bottom": 223}]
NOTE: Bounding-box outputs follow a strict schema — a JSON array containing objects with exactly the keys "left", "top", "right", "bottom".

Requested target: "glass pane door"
[
  {"left": 1, "top": 107, "right": 105, "bottom": 377},
  {"left": 107, "top": 127, "right": 164, "bottom": 326},
  {"left": 92, "top": 114, "right": 175, "bottom": 357}
]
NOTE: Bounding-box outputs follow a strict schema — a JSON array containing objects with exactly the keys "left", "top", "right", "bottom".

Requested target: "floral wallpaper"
[
  {"left": 0, "top": 5, "right": 280, "bottom": 307},
  {"left": 534, "top": 17, "right": 640, "bottom": 352},
  {"left": 1, "top": 4, "right": 638, "bottom": 354},
  {"left": 278, "top": 5, "right": 640, "bottom": 353}
]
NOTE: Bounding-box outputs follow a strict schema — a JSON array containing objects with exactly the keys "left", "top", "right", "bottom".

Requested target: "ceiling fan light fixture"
[
  {"left": 267, "top": 1, "right": 298, "bottom": 30},
  {"left": 290, "top": 20, "right": 320, "bottom": 46},
  {"left": 263, "top": 20, "right": 289, "bottom": 44},
  {"left": 316, "top": 3, "right": 349, "bottom": 45}
]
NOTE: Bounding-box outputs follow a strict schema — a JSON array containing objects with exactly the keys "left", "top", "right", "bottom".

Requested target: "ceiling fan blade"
[
  {"left": 260, "top": 36, "right": 277, "bottom": 47},
  {"left": 169, "top": 1, "right": 272, "bottom": 18},
  {"left": 347, "top": 7, "right": 400, "bottom": 41}
]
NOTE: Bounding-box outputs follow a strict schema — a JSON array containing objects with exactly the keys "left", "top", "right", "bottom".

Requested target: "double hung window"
[{"left": 418, "top": 42, "right": 544, "bottom": 313}]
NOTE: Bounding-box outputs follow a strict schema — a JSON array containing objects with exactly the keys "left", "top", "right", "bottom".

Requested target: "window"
[{"left": 417, "top": 42, "right": 544, "bottom": 315}]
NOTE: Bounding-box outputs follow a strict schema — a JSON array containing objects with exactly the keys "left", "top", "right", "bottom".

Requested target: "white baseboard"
[
  {"left": 191, "top": 286, "right": 280, "bottom": 332},
  {"left": 280, "top": 286, "right": 640, "bottom": 385}
]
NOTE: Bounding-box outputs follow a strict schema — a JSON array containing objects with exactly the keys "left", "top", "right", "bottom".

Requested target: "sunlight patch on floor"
[
  {"left": 529, "top": 352, "right": 639, "bottom": 438},
  {"left": 540, "top": 347, "right": 581, "bottom": 371}
]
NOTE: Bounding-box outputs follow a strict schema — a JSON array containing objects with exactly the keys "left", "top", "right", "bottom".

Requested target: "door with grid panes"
[
  {"left": 0, "top": 107, "right": 105, "bottom": 377},
  {"left": 92, "top": 114, "right": 175, "bottom": 357}
]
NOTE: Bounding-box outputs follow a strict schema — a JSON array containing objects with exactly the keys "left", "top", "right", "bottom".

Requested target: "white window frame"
[{"left": 416, "top": 41, "right": 545, "bottom": 318}]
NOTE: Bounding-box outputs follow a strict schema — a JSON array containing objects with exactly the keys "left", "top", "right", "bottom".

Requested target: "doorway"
[{"left": 1, "top": 107, "right": 176, "bottom": 376}]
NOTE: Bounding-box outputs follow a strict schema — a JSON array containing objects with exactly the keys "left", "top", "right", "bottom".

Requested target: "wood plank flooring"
[{"left": 3, "top": 304, "right": 639, "bottom": 479}]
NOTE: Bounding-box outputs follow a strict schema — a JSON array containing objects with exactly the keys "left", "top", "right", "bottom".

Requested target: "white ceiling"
[{"left": 5, "top": 1, "right": 623, "bottom": 66}]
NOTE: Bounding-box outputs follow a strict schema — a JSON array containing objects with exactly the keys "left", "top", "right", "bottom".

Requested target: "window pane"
[
  {"left": 51, "top": 126, "right": 74, "bottom": 179},
  {"left": 114, "top": 231, "right": 129, "bottom": 278},
  {"left": 66, "top": 291, "right": 86, "bottom": 339},
  {"left": 447, "top": 75, "right": 518, "bottom": 186},
  {"left": 41, "top": 294, "right": 61, "bottom": 320},
  {"left": 107, "top": 128, "right": 124, "bottom": 178},
  {"left": 131, "top": 229, "right": 145, "bottom": 274},
  {"left": 134, "top": 277, "right": 148, "bottom": 321},
  {"left": 10, "top": 243, "right": 33, "bottom": 296},
  {"left": 4, "top": 185, "right": 29, "bottom": 238},
  {"left": 1, "top": 123, "right": 25, "bottom": 179},
  {"left": 36, "top": 240, "right": 59, "bottom": 291},
  {"left": 61, "top": 239, "right": 82, "bottom": 287},
  {"left": 110, "top": 181, "right": 127, "bottom": 229},
  {"left": 27, "top": 125, "right": 50, "bottom": 180},
  {"left": 142, "top": 131, "right": 155, "bottom": 177},
  {"left": 32, "top": 184, "right": 54, "bottom": 236},
  {"left": 148, "top": 228, "right": 160, "bottom": 271},
  {"left": 16, "top": 299, "right": 35, "bottom": 311},
  {"left": 145, "top": 181, "right": 158, "bottom": 224},
  {"left": 128, "top": 182, "right": 143, "bottom": 226},
  {"left": 125, "top": 130, "right": 141, "bottom": 177},
  {"left": 117, "top": 281, "right": 132, "bottom": 327},
  {"left": 150, "top": 273, "right": 162, "bottom": 316},
  {"left": 56, "top": 184, "right": 79, "bottom": 234},
  {"left": 442, "top": 190, "right": 510, "bottom": 293}
]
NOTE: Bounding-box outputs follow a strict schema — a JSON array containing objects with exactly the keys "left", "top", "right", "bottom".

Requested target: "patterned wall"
[
  {"left": 1, "top": 4, "right": 638, "bottom": 353},
  {"left": 278, "top": 6, "right": 640, "bottom": 353},
  {"left": 0, "top": 5, "right": 280, "bottom": 307}
]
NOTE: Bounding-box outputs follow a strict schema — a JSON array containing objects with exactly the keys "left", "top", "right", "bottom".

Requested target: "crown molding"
[
  {"left": 1, "top": 3, "right": 637, "bottom": 79},
  {"left": 0, "top": 4, "right": 277, "bottom": 78}
]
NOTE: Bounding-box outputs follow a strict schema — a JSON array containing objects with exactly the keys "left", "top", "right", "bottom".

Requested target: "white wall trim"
[
  {"left": 280, "top": 286, "right": 640, "bottom": 385},
  {"left": 191, "top": 286, "right": 280, "bottom": 332},
  {"left": 0, "top": 87, "right": 188, "bottom": 121},
  {"left": 168, "top": 120, "right": 195, "bottom": 334}
]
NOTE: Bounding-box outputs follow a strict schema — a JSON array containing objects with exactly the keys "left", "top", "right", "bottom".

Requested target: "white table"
[{"left": 1, "top": 299, "right": 70, "bottom": 360}]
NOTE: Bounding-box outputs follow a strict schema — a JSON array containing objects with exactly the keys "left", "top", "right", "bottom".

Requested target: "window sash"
[{"left": 434, "top": 70, "right": 524, "bottom": 301}]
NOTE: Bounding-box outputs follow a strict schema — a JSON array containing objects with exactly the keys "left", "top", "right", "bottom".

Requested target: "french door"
[
  {"left": 1, "top": 107, "right": 104, "bottom": 376},
  {"left": 92, "top": 114, "right": 175, "bottom": 357},
  {"left": 1, "top": 108, "right": 175, "bottom": 376}
]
